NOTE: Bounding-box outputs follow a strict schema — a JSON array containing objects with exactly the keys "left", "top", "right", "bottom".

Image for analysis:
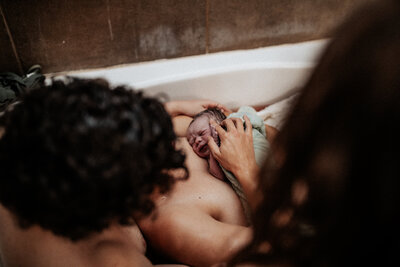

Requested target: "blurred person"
[
  {"left": 0, "top": 78, "right": 190, "bottom": 267},
  {"left": 208, "top": 0, "right": 400, "bottom": 265}
]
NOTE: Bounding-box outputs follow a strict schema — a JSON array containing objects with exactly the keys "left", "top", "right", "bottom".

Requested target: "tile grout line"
[
  {"left": 205, "top": 0, "right": 209, "bottom": 54},
  {"left": 0, "top": 1, "right": 23, "bottom": 74},
  {"left": 133, "top": 0, "right": 141, "bottom": 62}
]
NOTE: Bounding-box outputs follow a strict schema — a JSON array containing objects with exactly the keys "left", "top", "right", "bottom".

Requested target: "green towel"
[{"left": 0, "top": 65, "right": 44, "bottom": 112}]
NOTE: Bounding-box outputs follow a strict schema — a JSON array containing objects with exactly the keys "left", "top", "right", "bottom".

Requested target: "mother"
[{"left": 209, "top": 0, "right": 400, "bottom": 265}]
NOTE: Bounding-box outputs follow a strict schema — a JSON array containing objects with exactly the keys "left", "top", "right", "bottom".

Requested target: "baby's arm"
[{"left": 208, "top": 154, "right": 226, "bottom": 181}]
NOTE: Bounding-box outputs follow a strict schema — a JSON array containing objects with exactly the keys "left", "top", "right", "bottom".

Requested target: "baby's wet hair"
[{"left": 191, "top": 107, "right": 226, "bottom": 125}]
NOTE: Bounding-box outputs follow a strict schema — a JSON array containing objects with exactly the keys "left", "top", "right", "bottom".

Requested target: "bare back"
[
  {"left": 0, "top": 204, "right": 151, "bottom": 267},
  {"left": 138, "top": 138, "right": 251, "bottom": 266}
]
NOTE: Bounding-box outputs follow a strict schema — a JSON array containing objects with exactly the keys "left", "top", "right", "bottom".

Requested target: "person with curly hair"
[
  {"left": 208, "top": 0, "right": 400, "bottom": 266},
  {"left": 0, "top": 78, "right": 191, "bottom": 266}
]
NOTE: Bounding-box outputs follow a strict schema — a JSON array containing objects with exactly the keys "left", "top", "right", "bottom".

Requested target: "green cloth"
[
  {"left": 221, "top": 106, "right": 270, "bottom": 224},
  {"left": 0, "top": 65, "right": 44, "bottom": 112}
]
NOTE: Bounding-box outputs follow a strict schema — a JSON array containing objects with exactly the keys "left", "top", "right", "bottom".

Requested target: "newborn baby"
[
  {"left": 186, "top": 108, "right": 226, "bottom": 180},
  {"left": 187, "top": 106, "right": 270, "bottom": 223}
]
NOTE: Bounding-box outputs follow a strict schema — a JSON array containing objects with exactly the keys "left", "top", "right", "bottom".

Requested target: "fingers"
[
  {"left": 207, "top": 136, "right": 221, "bottom": 159},
  {"left": 243, "top": 115, "right": 253, "bottom": 135},
  {"left": 221, "top": 117, "right": 244, "bottom": 133},
  {"left": 202, "top": 101, "right": 230, "bottom": 114},
  {"left": 217, "top": 103, "right": 231, "bottom": 113},
  {"left": 210, "top": 119, "right": 227, "bottom": 140},
  {"left": 222, "top": 119, "right": 236, "bottom": 132},
  {"left": 202, "top": 101, "right": 217, "bottom": 109},
  {"left": 231, "top": 117, "right": 244, "bottom": 132}
]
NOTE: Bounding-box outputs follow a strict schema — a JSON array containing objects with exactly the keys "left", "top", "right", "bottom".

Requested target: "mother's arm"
[
  {"left": 208, "top": 116, "right": 262, "bottom": 212},
  {"left": 164, "top": 100, "right": 230, "bottom": 117},
  {"left": 139, "top": 204, "right": 253, "bottom": 267}
]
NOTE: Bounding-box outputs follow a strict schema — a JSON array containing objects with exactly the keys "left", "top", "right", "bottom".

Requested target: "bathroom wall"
[{"left": 0, "top": 0, "right": 368, "bottom": 74}]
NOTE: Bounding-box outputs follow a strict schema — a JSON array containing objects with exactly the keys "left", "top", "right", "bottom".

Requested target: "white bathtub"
[{"left": 54, "top": 39, "right": 328, "bottom": 109}]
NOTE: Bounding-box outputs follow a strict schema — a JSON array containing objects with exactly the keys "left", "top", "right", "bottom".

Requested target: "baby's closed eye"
[{"left": 188, "top": 137, "right": 194, "bottom": 145}]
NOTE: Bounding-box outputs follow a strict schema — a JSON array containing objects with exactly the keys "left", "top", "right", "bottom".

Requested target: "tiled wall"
[{"left": 0, "top": 0, "right": 367, "bottom": 74}]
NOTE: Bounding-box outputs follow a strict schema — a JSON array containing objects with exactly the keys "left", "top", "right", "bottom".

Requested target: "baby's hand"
[{"left": 201, "top": 101, "right": 232, "bottom": 115}]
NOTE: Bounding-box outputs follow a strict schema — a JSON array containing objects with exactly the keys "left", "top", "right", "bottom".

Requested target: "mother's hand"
[
  {"left": 208, "top": 116, "right": 261, "bottom": 210},
  {"left": 165, "top": 100, "right": 231, "bottom": 117}
]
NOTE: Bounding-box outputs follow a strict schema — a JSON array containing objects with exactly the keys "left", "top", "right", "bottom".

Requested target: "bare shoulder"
[
  {"left": 86, "top": 223, "right": 152, "bottom": 267},
  {"left": 91, "top": 242, "right": 153, "bottom": 267},
  {"left": 175, "top": 137, "right": 208, "bottom": 172},
  {"left": 0, "top": 204, "right": 153, "bottom": 267}
]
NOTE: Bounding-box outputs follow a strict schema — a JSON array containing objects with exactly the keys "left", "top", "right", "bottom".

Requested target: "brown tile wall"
[
  {"left": 208, "top": 0, "right": 367, "bottom": 52},
  {"left": 0, "top": 3, "right": 21, "bottom": 74},
  {"left": 0, "top": 0, "right": 366, "bottom": 74}
]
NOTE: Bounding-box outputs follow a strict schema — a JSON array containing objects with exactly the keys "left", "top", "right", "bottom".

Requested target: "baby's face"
[{"left": 186, "top": 116, "right": 218, "bottom": 158}]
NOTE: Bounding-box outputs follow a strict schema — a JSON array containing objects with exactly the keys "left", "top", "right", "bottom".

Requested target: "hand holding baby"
[
  {"left": 165, "top": 99, "right": 230, "bottom": 117},
  {"left": 208, "top": 116, "right": 262, "bottom": 210}
]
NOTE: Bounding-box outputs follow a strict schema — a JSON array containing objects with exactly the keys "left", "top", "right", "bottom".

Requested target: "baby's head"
[{"left": 186, "top": 108, "right": 226, "bottom": 158}]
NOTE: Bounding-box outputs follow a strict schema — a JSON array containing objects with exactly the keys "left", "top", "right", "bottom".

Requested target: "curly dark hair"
[
  {"left": 0, "top": 78, "right": 187, "bottom": 241},
  {"left": 233, "top": 0, "right": 400, "bottom": 266}
]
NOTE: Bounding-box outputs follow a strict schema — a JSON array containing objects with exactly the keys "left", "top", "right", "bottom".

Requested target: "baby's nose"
[{"left": 195, "top": 136, "right": 202, "bottom": 145}]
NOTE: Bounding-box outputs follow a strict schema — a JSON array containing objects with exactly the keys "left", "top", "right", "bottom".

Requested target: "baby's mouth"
[{"left": 198, "top": 143, "right": 208, "bottom": 154}]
